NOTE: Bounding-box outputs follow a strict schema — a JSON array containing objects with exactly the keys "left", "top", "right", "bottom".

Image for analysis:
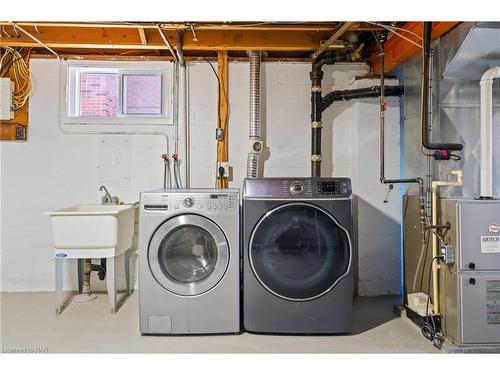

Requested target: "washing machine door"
[
  {"left": 249, "top": 202, "right": 351, "bottom": 301},
  {"left": 148, "top": 214, "right": 229, "bottom": 296}
]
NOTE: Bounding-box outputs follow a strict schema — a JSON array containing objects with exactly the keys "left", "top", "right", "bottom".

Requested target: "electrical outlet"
[
  {"left": 440, "top": 245, "right": 455, "bottom": 265},
  {"left": 217, "top": 162, "right": 231, "bottom": 179},
  {"left": 15, "top": 125, "right": 27, "bottom": 141}
]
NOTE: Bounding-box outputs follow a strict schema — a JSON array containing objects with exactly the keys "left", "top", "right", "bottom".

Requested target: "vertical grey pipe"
[
  {"left": 247, "top": 51, "right": 263, "bottom": 178},
  {"left": 176, "top": 30, "right": 185, "bottom": 67}
]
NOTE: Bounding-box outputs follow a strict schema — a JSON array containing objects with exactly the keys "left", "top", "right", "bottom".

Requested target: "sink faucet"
[{"left": 99, "top": 185, "right": 119, "bottom": 205}]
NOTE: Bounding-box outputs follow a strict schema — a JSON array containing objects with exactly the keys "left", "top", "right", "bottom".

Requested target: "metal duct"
[
  {"left": 443, "top": 22, "right": 500, "bottom": 80},
  {"left": 247, "top": 51, "right": 263, "bottom": 178}
]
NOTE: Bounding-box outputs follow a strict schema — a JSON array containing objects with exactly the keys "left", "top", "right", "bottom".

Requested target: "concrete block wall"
[{"left": 1, "top": 59, "right": 401, "bottom": 295}]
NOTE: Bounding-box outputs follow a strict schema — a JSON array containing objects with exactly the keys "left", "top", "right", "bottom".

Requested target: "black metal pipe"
[
  {"left": 309, "top": 52, "right": 352, "bottom": 177},
  {"left": 320, "top": 86, "right": 404, "bottom": 113},
  {"left": 311, "top": 88, "right": 322, "bottom": 177},
  {"left": 420, "top": 22, "right": 462, "bottom": 152}
]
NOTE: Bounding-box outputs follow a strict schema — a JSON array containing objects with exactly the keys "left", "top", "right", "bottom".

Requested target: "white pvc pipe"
[{"left": 480, "top": 66, "right": 500, "bottom": 198}]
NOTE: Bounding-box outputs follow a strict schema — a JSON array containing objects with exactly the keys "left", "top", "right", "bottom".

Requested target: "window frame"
[{"left": 60, "top": 60, "right": 175, "bottom": 132}]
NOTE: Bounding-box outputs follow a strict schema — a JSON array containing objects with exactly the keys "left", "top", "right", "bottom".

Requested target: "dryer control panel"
[{"left": 243, "top": 177, "right": 351, "bottom": 199}]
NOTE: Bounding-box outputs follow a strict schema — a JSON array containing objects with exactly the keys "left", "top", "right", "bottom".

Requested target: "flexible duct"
[
  {"left": 480, "top": 66, "right": 500, "bottom": 198},
  {"left": 247, "top": 51, "right": 263, "bottom": 178}
]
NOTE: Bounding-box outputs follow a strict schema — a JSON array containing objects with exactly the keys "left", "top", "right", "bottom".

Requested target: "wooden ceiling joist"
[
  {"left": 369, "top": 21, "right": 459, "bottom": 74},
  {"left": 0, "top": 26, "right": 339, "bottom": 52},
  {"left": 0, "top": 22, "right": 386, "bottom": 56},
  {"left": 0, "top": 21, "right": 383, "bottom": 32}
]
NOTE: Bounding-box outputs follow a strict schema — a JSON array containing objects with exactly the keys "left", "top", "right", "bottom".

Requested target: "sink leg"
[
  {"left": 77, "top": 259, "right": 84, "bottom": 293},
  {"left": 55, "top": 257, "right": 64, "bottom": 315},
  {"left": 125, "top": 249, "right": 131, "bottom": 296},
  {"left": 106, "top": 257, "right": 116, "bottom": 313}
]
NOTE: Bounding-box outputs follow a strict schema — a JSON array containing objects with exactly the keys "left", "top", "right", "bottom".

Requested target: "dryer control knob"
[{"left": 183, "top": 196, "right": 194, "bottom": 207}]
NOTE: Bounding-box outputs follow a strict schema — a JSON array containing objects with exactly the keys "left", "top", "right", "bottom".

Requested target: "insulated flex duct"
[{"left": 247, "top": 51, "right": 263, "bottom": 178}]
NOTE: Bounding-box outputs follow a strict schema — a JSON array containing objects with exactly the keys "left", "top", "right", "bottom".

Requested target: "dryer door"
[
  {"left": 249, "top": 202, "right": 351, "bottom": 301},
  {"left": 148, "top": 214, "right": 229, "bottom": 296}
]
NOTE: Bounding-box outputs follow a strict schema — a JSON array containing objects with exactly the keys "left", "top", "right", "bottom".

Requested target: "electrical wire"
[
  {"left": 366, "top": 22, "right": 423, "bottom": 49},
  {"left": 201, "top": 56, "right": 221, "bottom": 127},
  {"left": 201, "top": 56, "right": 231, "bottom": 188},
  {"left": 0, "top": 46, "right": 33, "bottom": 110},
  {"left": 371, "top": 22, "right": 423, "bottom": 41},
  {"left": 422, "top": 255, "right": 444, "bottom": 346}
]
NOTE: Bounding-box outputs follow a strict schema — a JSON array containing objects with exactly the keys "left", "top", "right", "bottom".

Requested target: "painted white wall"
[{"left": 0, "top": 59, "right": 401, "bottom": 295}]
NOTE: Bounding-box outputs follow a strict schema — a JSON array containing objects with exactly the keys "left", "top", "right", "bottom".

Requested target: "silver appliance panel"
[{"left": 243, "top": 177, "right": 352, "bottom": 199}]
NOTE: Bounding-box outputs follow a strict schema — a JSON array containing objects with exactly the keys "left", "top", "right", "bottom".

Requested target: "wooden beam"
[
  {"left": 30, "top": 53, "right": 313, "bottom": 63},
  {"left": 0, "top": 124, "right": 27, "bottom": 141},
  {"left": 369, "top": 22, "right": 459, "bottom": 74},
  {"left": 0, "top": 25, "right": 340, "bottom": 52},
  {"left": 138, "top": 27, "right": 147, "bottom": 46},
  {"left": 0, "top": 22, "right": 383, "bottom": 32},
  {"left": 312, "top": 21, "right": 353, "bottom": 59},
  {"left": 216, "top": 50, "right": 229, "bottom": 189}
]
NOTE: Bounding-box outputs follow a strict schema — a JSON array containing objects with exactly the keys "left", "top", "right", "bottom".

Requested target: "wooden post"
[{"left": 217, "top": 50, "right": 229, "bottom": 188}]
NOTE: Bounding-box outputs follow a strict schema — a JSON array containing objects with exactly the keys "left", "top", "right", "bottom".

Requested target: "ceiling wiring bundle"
[{"left": 0, "top": 46, "right": 33, "bottom": 110}]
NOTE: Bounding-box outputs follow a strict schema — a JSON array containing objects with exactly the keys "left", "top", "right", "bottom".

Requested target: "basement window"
[{"left": 61, "top": 60, "right": 174, "bottom": 131}]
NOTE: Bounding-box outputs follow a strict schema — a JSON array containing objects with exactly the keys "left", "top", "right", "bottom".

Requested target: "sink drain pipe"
[{"left": 247, "top": 51, "right": 263, "bottom": 178}]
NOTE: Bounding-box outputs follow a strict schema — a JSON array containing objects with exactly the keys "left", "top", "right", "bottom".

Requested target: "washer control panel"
[
  {"left": 172, "top": 193, "right": 237, "bottom": 213},
  {"left": 243, "top": 177, "right": 351, "bottom": 199},
  {"left": 140, "top": 190, "right": 239, "bottom": 214}
]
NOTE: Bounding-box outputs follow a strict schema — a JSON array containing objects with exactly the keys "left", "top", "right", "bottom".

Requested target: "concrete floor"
[{"left": 0, "top": 292, "right": 438, "bottom": 353}]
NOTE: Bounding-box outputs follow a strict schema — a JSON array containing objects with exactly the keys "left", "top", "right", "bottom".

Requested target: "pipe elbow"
[{"left": 481, "top": 66, "right": 500, "bottom": 83}]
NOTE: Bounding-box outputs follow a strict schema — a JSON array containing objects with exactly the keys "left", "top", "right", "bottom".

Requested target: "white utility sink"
[{"left": 46, "top": 204, "right": 137, "bottom": 258}]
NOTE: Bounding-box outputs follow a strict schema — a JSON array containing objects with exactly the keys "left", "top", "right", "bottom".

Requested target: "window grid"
[
  {"left": 123, "top": 74, "right": 162, "bottom": 115},
  {"left": 79, "top": 73, "right": 118, "bottom": 117}
]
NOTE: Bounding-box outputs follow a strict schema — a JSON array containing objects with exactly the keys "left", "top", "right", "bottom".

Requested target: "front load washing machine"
[
  {"left": 242, "top": 177, "right": 354, "bottom": 334},
  {"left": 139, "top": 189, "right": 240, "bottom": 334}
]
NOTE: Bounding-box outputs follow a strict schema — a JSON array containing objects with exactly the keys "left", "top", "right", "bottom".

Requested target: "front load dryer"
[
  {"left": 139, "top": 189, "right": 240, "bottom": 334},
  {"left": 242, "top": 178, "right": 354, "bottom": 334}
]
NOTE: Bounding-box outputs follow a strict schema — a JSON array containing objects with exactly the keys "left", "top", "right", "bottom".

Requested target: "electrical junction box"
[
  {"left": 217, "top": 162, "right": 231, "bottom": 179},
  {"left": 441, "top": 244, "right": 456, "bottom": 265},
  {"left": 0, "top": 77, "right": 14, "bottom": 120}
]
